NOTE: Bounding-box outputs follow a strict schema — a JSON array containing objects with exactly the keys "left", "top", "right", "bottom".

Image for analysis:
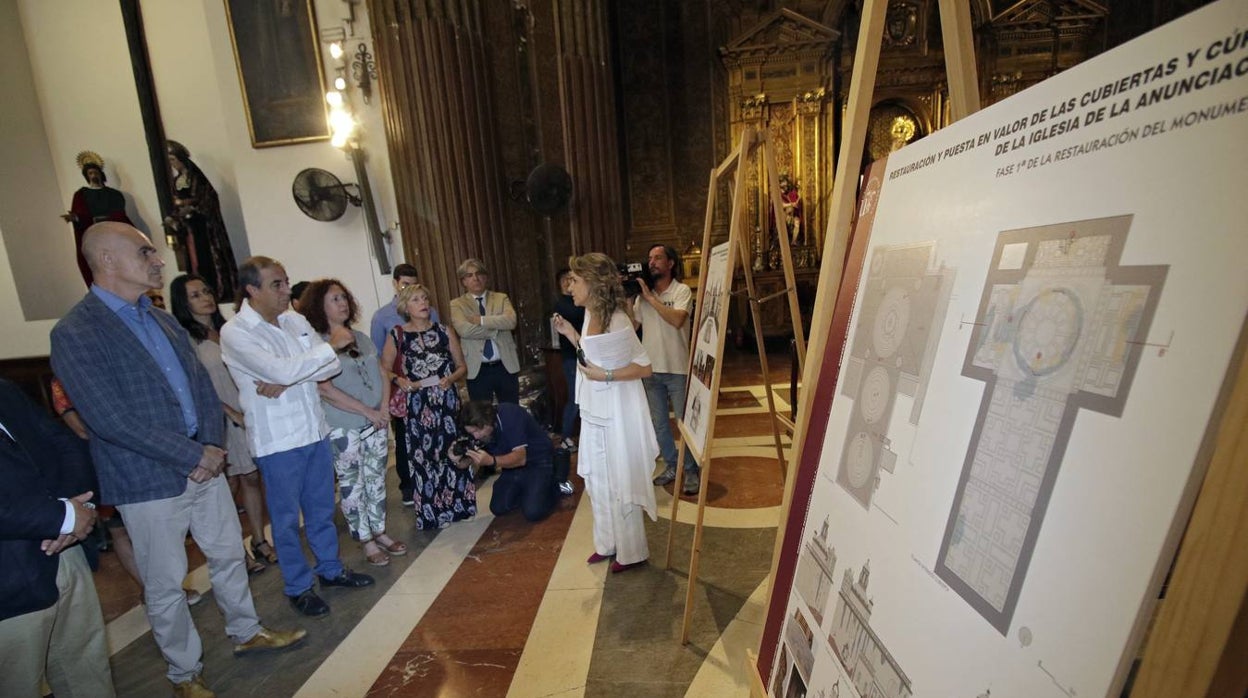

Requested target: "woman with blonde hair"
[
  {"left": 552, "top": 253, "right": 659, "bottom": 573},
  {"left": 382, "top": 283, "right": 476, "bottom": 529}
]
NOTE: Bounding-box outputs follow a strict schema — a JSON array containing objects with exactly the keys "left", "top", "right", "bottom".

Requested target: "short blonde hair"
[
  {"left": 395, "top": 283, "right": 432, "bottom": 321},
  {"left": 457, "top": 258, "right": 487, "bottom": 279}
]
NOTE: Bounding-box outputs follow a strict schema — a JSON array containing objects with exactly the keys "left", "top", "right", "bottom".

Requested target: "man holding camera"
[
  {"left": 458, "top": 401, "right": 561, "bottom": 522},
  {"left": 634, "top": 244, "right": 700, "bottom": 495}
]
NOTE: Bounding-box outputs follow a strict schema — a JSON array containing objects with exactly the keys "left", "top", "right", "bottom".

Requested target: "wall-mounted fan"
[
  {"left": 292, "top": 168, "right": 362, "bottom": 222},
  {"left": 510, "top": 163, "right": 573, "bottom": 215}
]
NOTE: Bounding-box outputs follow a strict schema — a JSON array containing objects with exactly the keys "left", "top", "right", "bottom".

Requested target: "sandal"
[
  {"left": 245, "top": 555, "right": 267, "bottom": 576},
  {"left": 375, "top": 535, "right": 408, "bottom": 556},
  {"left": 251, "top": 539, "right": 278, "bottom": 564},
  {"left": 363, "top": 542, "right": 390, "bottom": 567}
]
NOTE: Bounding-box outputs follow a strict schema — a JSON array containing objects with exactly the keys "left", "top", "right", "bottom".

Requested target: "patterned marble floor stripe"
[
  {"left": 507, "top": 489, "right": 603, "bottom": 697},
  {"left": 294, "top": 480, "right": 497, "bottom": 698},
  {"left": 365, "top": 487, "right": 583, "bottom": 696}
]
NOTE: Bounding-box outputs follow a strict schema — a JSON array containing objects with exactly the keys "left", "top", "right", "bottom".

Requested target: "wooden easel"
[
  {"left": 744, "top": 0, "right": 970, "bottom": 691},
  {"left": 749, "top": 0, "right": 1248, "bottom": 694},
  {"left": 752, "top": 0, "right": 980, "bottom": 618},
  {"left": 661, "top": 124, "right": 808, "bottom": 645}
]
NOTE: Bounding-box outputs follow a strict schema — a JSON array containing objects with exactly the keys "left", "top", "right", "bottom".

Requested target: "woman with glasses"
[
  {"left": 170, "top": 274, "right": 273, "bottom": 573},
  {"left": 381, "top": 283, "right": 475, "bottom": 530},
  {"left": 300, "top": 279, "right": 406, "bottom": 567}
]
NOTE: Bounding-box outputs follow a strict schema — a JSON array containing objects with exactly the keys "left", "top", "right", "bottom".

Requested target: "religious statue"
[
  {"left": 163, "top": 140, "right": 239, "bottom": 302},
  {"left": 889, "top": 115, "right": 917, "bottom": 152},
  {"left": 63, "top": 151, "right": 133, "bottom": 286},
  {"left": 779, "top": 172, "right": 803, "bottom": 246},
  {"left": 767, "top": 172, "right": 805, "bottom": 265}
]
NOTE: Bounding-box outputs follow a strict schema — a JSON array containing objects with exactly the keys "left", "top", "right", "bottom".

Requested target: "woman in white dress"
[{"left": 553, "top": 253, "right": 659, "bottom": 572}]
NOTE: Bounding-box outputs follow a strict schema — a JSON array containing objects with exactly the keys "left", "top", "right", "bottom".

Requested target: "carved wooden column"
[
  {"left": 368, "top": 0, "right": 511, "bottom": 307},
  {"left": 553, "top": 0, "right": 625, "bottom": 259}
]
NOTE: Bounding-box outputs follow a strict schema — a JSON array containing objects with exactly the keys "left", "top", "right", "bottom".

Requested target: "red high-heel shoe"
[{"left": 610, "top": 559, "right": 646, "bottom": 574}]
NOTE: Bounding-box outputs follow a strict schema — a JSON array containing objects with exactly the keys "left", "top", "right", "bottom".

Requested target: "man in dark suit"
[
  {"left": 51, "top": 222, "right": 305, "bottom": 698},
  {"left": 0, "top": 379, "right": 113, "bottom": 698}
]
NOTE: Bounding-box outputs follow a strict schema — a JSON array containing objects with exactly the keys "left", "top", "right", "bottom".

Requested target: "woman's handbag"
[{"left": 387, "top": 326, "right": 408, "bottom": 419}]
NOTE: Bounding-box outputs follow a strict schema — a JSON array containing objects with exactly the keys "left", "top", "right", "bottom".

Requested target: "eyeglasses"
[{"left": 338, "top": 342, "right": 361, "bottom": 359}]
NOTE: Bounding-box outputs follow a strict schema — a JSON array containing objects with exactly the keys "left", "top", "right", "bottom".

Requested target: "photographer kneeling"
[{"left": 456, "top": 401, "right": 559, "bottom": 522}]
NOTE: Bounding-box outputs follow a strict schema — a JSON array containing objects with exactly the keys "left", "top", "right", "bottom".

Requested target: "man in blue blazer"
[
  {"left": 51, "top": 223, "right": 305, "bottom": 698},
  {"left": 0, "top": 379, "right": 113, "bottom": 697}
]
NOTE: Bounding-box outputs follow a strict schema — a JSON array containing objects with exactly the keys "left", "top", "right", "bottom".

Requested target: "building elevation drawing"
[{"left": 936, "top": 215, "right": 1167, "bottom": 634}]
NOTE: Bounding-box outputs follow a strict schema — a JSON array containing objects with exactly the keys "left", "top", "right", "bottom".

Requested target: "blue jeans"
[
  {"left": 643, "top": 372, "right": 698, "bottom": 472},
  {"left": 255, "top": 438, "right": 345, "bottom": 596},
  {"left": 561, "top": 355, "right": 580, "bottom": 438}
]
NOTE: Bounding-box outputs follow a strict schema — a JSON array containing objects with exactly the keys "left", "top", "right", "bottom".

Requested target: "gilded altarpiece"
[{"left": 721, "top": 10, "right": 839, "bottom": 272}]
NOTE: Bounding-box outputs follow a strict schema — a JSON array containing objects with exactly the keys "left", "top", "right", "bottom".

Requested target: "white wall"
[
  {"left": 0, "top": 0, "right": 86, "bottom": 325},
  {"left": 0, "top": 0, "right": 402, "bottom": 359}
]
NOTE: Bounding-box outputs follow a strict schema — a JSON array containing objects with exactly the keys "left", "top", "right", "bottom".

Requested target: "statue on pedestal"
[
  {"left": 163, "top": 140, "right": 239, "bottom": 302},
  {"left": 63, "top": 151, "right": 132, "bottom": 286}
]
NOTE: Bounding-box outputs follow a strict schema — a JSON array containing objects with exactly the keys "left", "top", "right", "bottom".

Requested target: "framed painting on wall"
[{"left": 223, "top": 0, "right": 329, "bottom": 148}]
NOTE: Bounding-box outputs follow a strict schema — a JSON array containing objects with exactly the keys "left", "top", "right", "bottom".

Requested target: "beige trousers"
[{"left": 0, "top": 546, "right": 115, "bottom": 698}]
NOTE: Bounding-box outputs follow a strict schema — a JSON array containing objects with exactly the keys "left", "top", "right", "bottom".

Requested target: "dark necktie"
[{"left": 478, "top": 296, "right": 496, "bottom": 361}]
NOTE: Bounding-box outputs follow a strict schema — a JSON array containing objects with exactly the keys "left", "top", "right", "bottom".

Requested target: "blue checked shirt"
[{"left": 91, "top": 286, "right": 198, "bottom": 436}]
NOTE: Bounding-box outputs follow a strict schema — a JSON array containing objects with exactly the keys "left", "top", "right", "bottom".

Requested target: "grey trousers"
[
  {"left": 119, "top": 475, "right": 262, "bottom": 683},
  {"left": 0, "top": 546, "right": 115, "bottom": 698}
]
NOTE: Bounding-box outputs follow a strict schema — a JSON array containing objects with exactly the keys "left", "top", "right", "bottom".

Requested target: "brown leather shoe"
[
  {"left": 233, "top": 626, "right": 309, "bottom": 656},
  {"left": 171, "top": 674, "right": 215, "bottom": 698}
]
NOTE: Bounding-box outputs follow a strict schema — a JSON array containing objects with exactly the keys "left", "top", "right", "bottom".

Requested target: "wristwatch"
[{"left": 605, "top": 369, "right": 615, "bottom": 382}]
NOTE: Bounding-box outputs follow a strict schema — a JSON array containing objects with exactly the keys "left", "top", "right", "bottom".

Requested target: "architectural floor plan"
[
  {"left": 935, "top": 215, "right": 1167, "bottom": 634},
  {"left": 836, "top": 242, "right": 954, "bottom": 508}
]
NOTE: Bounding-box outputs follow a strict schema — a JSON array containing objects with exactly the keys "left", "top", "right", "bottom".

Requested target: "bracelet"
[{"left": 605, "top": 369, "right": 614, "bottom": 382}]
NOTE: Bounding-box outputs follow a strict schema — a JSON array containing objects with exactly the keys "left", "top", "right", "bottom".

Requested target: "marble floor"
[{"left": 91, "top": 344, "right": 797, "bottom": 697}]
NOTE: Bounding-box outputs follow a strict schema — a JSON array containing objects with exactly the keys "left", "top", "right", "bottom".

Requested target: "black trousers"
[
  {"left": 489, "top": 460, "right": 555, "bottom": 522},
  {"left": 467, "top": 362, "right": 520, "bottom": 404},
  {"left": 392, "top": 416, "right": 412, "bottom": 496}
]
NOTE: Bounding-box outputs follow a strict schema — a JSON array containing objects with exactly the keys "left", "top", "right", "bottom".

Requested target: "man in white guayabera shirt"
[{"left": 221, "top": 256, "right": 374, "bottom": 619}]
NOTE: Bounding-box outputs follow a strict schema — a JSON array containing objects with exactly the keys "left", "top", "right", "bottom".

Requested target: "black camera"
[
  {"left": 618, "top": 261, "right": 653, "bottom": 297},
  {"left": 448, "top": 435, "right": 487, "bottom": 460}
]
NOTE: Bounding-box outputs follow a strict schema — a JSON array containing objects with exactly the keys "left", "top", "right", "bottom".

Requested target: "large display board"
[{"left": 759, "top": 1, "right": 1248, "bottom": 695}]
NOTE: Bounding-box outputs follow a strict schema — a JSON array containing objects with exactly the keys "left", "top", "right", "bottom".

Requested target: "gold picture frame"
[{"left": 223, "top": 0, "right": 329, "bottom": 148}]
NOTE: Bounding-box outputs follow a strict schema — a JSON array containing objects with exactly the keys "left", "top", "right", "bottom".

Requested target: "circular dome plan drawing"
[
  {"left": 859, "top": 365, "right": 892, "bottom": 425},
  {"left": 845, "top": 432, "right": 875, "bottom": 488},
  {"left": 1012, "top": 287, "right": 1084, "bottom": 377},
  {"left": 872, "top": 286, "right": 912, "bottom": 359}
]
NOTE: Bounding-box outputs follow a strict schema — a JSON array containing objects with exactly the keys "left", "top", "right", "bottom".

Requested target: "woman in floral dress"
[{"left": 381, "top": 284, "right": 475, "bottom": 529}]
